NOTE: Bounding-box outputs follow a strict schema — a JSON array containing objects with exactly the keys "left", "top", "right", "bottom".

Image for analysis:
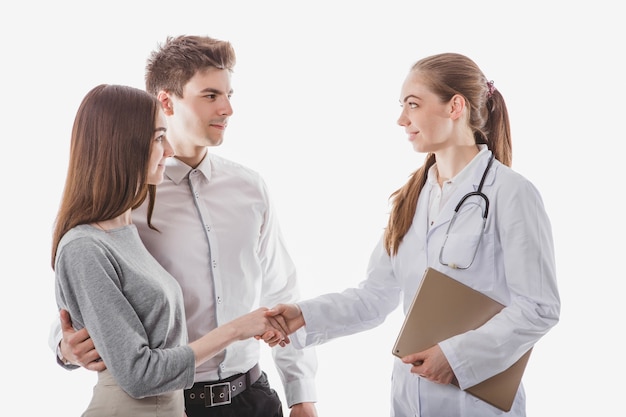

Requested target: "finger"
[
  {"left": 401, "top": 353, "right": 424, "bottom": 366},
  {"left": 259, "top": 330, "right": 275, "bottom": 342},
  {"left": 60, "top": 309, "right": 73, "bottom": 331},
  {"left": 273, "top": 314, "right": 290, "bottom": 332},
  {"left": 265, "top": 304, "right": 285, "bottom": 316},
  {"left": 80, "top": 347, "right": 102, "bottom": 363},
  {"left": 68, "top": 327, "right": 92, "bottom": 345},
  {"left": 267, "top": 335, "right": 283, "bottom": 348},
  {"left": 84, "top": 359, "right": 107, "bottom": 372},
  {"left": 267, "top": 316, "right": 289, "bottom": 335},
  {"left": 267, "top": 329, "right": 289, "bottom": 347}
]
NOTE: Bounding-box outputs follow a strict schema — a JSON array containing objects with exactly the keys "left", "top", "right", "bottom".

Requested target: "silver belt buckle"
[{"left": 205, "top": 381, "right": 232, "bottom": 407}]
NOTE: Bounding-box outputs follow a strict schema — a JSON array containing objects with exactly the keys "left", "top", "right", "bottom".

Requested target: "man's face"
[{"left": 165, "top": 68, "right": 233, "bottom": 156}]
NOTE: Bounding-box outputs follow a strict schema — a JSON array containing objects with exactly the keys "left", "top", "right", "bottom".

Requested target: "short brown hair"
[{"left": 145, "top": 35, "right": 236, "bottom": 97}]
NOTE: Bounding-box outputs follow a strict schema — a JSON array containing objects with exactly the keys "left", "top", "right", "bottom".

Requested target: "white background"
[{"left": 1, "top": 1, "right": 623, "bottom": 415}]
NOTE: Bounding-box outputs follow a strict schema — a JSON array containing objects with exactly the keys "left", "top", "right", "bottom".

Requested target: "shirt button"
[{"left": 217, "top": 297, "right": 222, "bottom": 304}]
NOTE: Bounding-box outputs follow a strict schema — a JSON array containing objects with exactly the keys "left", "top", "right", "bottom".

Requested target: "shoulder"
[
  {"left": 57, "top": 225, "right": 98, "bottom": 252},
  {"left": 493, "top": 163, "right": 541, "bottom": 192},
  {"left": 207, "top": 153, "right": 268, "bottom": 189},
  {"left": 490, "top": 162, "right": 547, "bottom": 209},
  {"left": 208, "top": 153, "right": 260, "bottom": 176},
  {"left": 55, "top": 226, "right": 111, "bottom": 270}
]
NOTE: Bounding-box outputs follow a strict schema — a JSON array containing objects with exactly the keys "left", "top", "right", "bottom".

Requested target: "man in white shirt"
[{"left": 50, "top": 35, "right": 318, "bottom": 417}]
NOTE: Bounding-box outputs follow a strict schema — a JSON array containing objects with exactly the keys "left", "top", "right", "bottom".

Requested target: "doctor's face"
[{"left": 397, "top": 72, "right": 455, "bottom": 154}]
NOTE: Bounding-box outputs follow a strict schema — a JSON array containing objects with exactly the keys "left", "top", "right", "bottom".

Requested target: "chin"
[{"left": 411, "top": 143, "right": 425, "bottom": 153}]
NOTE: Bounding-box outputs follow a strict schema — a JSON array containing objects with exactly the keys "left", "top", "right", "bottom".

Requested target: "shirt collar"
[
  {"left": 426, "top": 145, "right": 489, "bottom": 186},
  {"left": 164, "top": 154, "right": 214, "bottom": 184}
]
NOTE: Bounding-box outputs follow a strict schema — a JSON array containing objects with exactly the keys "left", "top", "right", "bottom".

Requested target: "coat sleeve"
[
  {"left": 296, "top": 237, "right": 402, "bottom": 346},
  {"left": 439, "top": 170, "right": 561, "bottom": 389}
]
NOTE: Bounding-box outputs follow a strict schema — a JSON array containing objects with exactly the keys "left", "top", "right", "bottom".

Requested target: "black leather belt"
[{"left": 184, "top": 364, "right": 262, "bottom": 407}]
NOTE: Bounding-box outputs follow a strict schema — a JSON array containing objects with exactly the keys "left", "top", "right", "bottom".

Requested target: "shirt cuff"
[
  {"left": 283, "top": 377, "right": 318, "bottom": 408},
  {"left": 56, "top": 344, "right": 79, "bottom": 370}
]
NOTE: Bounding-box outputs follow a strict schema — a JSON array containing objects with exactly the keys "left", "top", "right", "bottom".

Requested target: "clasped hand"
[
  {"left": 256, "top": 303, "right": 305, "bottom": 348},
  {"left": 400, "top": 344, "right": 456, "bottom": 384}
]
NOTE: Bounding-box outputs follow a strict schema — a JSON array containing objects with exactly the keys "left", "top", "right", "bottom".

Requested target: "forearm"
[
  {"left": 273, "top": 341, "right": 318, "bottom": 406},
  {"left": 189, "top": 323, "right": 240, "bottom": 366}
]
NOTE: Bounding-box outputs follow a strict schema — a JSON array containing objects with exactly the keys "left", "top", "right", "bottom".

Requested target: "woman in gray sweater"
[{"left": 51, "top": 84, "right": 286, "bottom": 417}]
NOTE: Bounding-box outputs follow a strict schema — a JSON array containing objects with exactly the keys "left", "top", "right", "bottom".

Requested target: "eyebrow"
[
  {"left": 200, "top": 87, "right": 234, "bottom": 95},
  {"left": 401, "top": 94, "right": 421, "bottom": 104},
  {"left": 154, "top": 127, "right": 167, "bottom": 133}
]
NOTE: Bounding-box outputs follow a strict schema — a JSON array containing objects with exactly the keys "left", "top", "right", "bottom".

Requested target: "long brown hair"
[
  {"left": 384, "top": 53, "right": 512, "bottom": 256},
  {"left": 51, "top": 84, "right": 160, "bottom": 269}
]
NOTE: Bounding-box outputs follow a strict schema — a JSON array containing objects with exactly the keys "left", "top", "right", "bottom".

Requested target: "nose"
[
  {"left": 220, "top": 96, "right": 233, "bottom": 116},
  {"left": 397, "top": 109, "right": 408, "bottom": 127}
]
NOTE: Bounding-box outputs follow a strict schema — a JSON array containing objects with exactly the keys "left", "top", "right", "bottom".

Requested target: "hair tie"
[{"left": 486, "top": 80, "right": 496, "bottom": 99}]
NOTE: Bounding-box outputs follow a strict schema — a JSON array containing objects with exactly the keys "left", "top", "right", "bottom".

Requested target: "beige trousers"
[{"left": 82, "top": 369, "right": 184, "bottom": 417}]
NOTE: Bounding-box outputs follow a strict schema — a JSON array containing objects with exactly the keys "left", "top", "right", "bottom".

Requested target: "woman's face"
[
  {"left": 147, "top": 110, "right": 174, "bottom": 185},
  {"left": 397, "top": 72, "right": 455, "bottom": 154}
]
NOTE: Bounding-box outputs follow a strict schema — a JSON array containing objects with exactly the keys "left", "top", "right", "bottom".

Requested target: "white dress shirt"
[{"left": 132, "top": 153, "right": 317, "bottom": 407}]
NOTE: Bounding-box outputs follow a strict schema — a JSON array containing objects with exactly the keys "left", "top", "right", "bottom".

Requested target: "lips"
[{"left": 210, "top": 120, "right": 228, "bottom": 130}]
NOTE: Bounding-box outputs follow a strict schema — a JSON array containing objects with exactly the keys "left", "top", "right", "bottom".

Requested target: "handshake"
[
  {"left": 236, "top": 304, "right": 305, "bottom": 348},
  {"left": 56, "top": 304, "right": 307, "bottom": 371}
]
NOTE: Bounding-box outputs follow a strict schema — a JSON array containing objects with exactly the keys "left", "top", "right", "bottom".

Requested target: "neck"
[
  {"left": 174, "top": 146, "right": 208, "bottom": 169},
  {"left": 435, "top": 145, "right": 480, "bottom": 185},
  {"left": 93, "top": 211, "right": 132, "bottom": 231}
]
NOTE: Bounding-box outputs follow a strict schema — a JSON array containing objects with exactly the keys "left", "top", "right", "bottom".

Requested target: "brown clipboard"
[{"left": 392, "top": 267, "right": 532, "bottom": 412}]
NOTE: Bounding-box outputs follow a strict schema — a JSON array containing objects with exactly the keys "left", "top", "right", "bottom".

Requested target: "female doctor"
[{"left": 266, "top": 52, "right": 561, "bottom": 416}]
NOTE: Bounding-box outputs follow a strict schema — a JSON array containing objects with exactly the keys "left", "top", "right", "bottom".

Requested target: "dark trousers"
[{"left": 184, "top": 372, "right": 283, "bottom": 417}]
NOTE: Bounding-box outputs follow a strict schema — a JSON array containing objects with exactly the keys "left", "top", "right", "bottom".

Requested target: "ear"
[
  {"left": 449, "top": 94, "right": 466, "bottom": 121},
  {"left": 157, "top": 91, "right": 174, "bottom": 115}
]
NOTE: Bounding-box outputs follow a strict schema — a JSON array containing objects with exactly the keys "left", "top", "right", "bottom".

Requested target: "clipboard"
[{"left": 392, "top": 267, "right": 532, "bottom": 412}]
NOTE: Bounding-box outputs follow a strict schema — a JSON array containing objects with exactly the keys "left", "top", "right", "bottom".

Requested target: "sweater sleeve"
[{"left": 55, "top": 237, "right": 195, "bottom": 398}]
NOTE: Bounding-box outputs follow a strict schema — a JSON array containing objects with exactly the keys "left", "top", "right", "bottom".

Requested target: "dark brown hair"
[
  {"left": 145, "top": 35, "right": 236, "bottom": 97},
  {"left": 51, "top": 84, "right": 160, "bottom": 268},
  {"left": 384, "top": 53, "right": 512, "bottom": 256}
]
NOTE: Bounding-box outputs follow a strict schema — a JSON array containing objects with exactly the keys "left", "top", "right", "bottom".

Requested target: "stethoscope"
[{"left": 438, "top": 153, "right": 495, "bottom": 270}]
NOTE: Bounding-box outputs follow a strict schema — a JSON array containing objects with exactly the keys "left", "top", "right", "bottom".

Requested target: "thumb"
[
  {"left": 402, "top": 352, "right": 425, "bottom": 366},
  {"left": 265, "top": 304, "right": 283, "bottom": 316},
  {"left": 60, "top": 309, "right": 73, "bottom": 331}
]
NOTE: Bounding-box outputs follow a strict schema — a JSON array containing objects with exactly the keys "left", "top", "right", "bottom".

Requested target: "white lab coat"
[{"left": 294, "top": 150, "right": 560, "bottom": 417}]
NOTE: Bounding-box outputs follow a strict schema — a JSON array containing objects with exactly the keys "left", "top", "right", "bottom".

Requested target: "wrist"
[
  {"left": 295, "top": 304, "right": 306, "bottom": 328},
  {"left": 56, "top": 344, "right": 72, "bottom": 366}
]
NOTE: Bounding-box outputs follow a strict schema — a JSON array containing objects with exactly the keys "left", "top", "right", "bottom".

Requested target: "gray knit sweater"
[{"left": 54, "top": 224, "right": 195, "bottom": 398}]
